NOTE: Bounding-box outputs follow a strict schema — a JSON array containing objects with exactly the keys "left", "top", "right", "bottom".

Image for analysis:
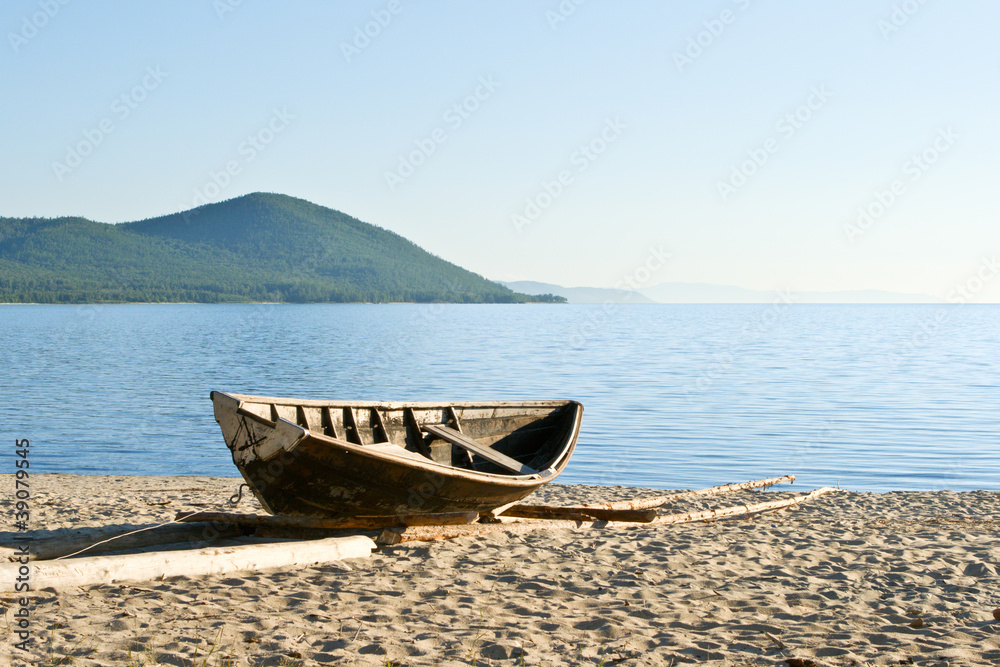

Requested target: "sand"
[{"left": 1, "top": 474, "right": 998, "bottom": 666}]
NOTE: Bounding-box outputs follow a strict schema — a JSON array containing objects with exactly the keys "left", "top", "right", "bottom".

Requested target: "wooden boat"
[{"left": 210, "top": 391, "right": 583, "bottom": 517}]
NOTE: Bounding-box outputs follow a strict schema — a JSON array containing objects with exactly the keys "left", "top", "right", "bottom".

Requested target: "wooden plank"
[
  {"left": 579, "top": 475, "right": 798, "bottom": 511},
  {"left": 274, "top": 404, "right": 297, "bottom": 422},
  {"left": 500, "top": 506, "right": 658, "bottom": 522},
  {"left": 343, "top": 407, "right": 362, "bottom": 444},
  {"left": 446, "top": 406, "right": 463, "bottom": 432},
  {"left": 0, "top": 535, "right": 377, "bottom": 591},
  {"left": 217, "top": 392, "right": 572, "bottom": 410},
  {"left": 302, "top": 406, "right": 324, "bottom": 432},
  {"left": 175, "top": 510, "right": 478, "bottom": 530},
  {"left": 321, "top": 406, "right": 339, "bottom": 439},
  {"left": 647, "top": 486, "right": 835, "bottom": 524},
  {"left": 297, "top": 405, "right": 311, "bottom": 430},
  {"left": 372, "top": 408, "right": 390, "bottom": 443},
  {"left": 404, "top": 407, "right": 433, "bottom": 457},
  {"left": 377, "top": 487, "right": 839, "bottom": 545},
  {"left": 422, "top": 424, "right": 538, "bottom": 475},
  {"left": 446, "top": 406, "right": 475, "bottom": 467}
]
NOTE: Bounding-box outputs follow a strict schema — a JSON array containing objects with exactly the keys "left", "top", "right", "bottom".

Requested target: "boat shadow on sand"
[{"left": 0, "top": 521, "right": 256, "bottom": 561}]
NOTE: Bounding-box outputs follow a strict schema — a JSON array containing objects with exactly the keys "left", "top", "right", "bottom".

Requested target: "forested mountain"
[{"left": 0, "top": 193, "right": 562, "bottom": 304}]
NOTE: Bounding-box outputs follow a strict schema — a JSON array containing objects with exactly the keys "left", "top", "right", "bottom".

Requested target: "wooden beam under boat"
[
  {"left": 498, "top": 506, "right": 657, "bottom": 522},
  {"left": 378, "top": 487, "right": 840, "bottom": 545},
  {"left": 174, "top": 510, "right": 479, "bottom": 530}
]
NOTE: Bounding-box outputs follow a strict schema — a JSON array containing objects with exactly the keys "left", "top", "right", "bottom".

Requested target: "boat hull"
[{"left": 211, "top": 392, "right": 583, "bottom": 517}]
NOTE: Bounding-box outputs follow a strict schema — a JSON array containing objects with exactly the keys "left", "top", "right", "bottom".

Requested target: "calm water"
[{"left": 1, "top": 304, "right": 997, "bottom": 492}]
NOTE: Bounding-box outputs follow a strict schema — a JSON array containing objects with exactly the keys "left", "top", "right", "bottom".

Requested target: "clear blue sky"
[{"left": 2, "top": 1, "right": 998, "bottom": 300}]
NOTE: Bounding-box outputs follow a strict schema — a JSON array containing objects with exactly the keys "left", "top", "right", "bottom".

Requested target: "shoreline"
[
  {"left": 1, "top": 475, "right": 998, "bottom": 666},
  {"left": 0, "top": 301, "right": 559, "bottom": 306},
  {"left": 12, "top": 303, "right": 1000, "bottom": 307}
]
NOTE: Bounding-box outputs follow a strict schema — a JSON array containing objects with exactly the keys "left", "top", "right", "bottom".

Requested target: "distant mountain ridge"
[
  {"left": 639, "top": 282, "right": 939, "bottom": 304},
  {"left": 0, "top": 193, "right": 562, "bottom": 304},
  {"left": 501, "top": 281, "right": 656, "bottom": 304},
  {"left": 505, "top": 279, "right": 939, "bottom": 304}
]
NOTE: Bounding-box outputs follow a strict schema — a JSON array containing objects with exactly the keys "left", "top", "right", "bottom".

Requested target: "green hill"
[{"left": 0, "top": 193, "right": 563, "bottom": 304}]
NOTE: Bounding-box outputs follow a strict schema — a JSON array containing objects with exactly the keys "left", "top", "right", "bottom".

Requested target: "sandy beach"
[{"left": 1, "top": 474, "right": 998, "bottom": 666}]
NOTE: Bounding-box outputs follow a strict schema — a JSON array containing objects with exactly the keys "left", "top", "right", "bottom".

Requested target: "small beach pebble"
[
  {"left": 785, "top": 659, "right": 818, "bottom": 667},
  {"left": 993, "top": 608, "right": 1000, "bottom": 621},
  {"left": 909, "top": 618, "right": 923, "bottom": 628}
]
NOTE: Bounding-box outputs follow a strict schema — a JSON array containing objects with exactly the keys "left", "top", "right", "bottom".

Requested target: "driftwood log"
[
  {"left": 577, "top": 474, "right": 797, "bottom": 511},
  {"left": 648, "top": 485, "right": 834, "bottom": 523},
  {"left": 0, "top": 535, "right": 377, "bottom": 591},
  {"left": 378, "top": 486, "right": 837, "bottom": 545},
  {"left": 498, "top": 506, "right": 658, "bottom": 522},
  {"left": 496, "top": 475, "right": 797, "bottom": 521},
  {"left": 174, "top": 510, "right": 478, "bottom": 530}
]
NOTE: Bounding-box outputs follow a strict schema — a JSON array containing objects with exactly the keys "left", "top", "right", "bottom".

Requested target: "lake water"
[{"left": 2, "top": 303, "right": 997, "bottom": 492}]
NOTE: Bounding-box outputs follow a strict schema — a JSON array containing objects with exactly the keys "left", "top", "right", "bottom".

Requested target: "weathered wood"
[
  {"left": 486, "top": 499, "right": 522, "bottom": 519},
  {"left": 500, "top": 510, "right": 595, "bottom": 522},
  {"left": 175, "top": 510, "right": 478, "bottom": 530},
  {"left": 446, "top": 406, "right": 463, "bottom": 432},
  {"left": 404, "top": 407, "right": 433, "bottom": 458},
  {"left": 5, "top": 522, "right": 245, "bottom": 562},
  {"left": 423, "top": 424, "right": 538, "bottom": 475},
  {"left": 0, "top": 535, "right": 377, "bottom": 591},
  {"left": 344, "top": 407, "right": 362, "bottom": 444},
  {"left": 321, "top": 406, "right": 339, "bottom": 439},
  {"left": 219, "top": 393, "right": 576, "bottom": 410},
  {"left": 499, "top": 506, "right": 658, "bottom": 523},
  {"left": 211, "top": 391, "right": 584, "bottom": 517},
  {"left": 649, "top": 486, "right": 835, "bottom": 524},
  {"left": 297, "top": 405, "right": 311, "bottom": 431},
  {"left": 372, "top": 408, "right": 390, "bottom": 443},
  {"left": 378, "top": 518, "right": 580, "bottom": 545},
  {"left": 446, "top": 405, "right": 475, "bottom": 467},
  {"left": 579, "top": 475, "right": 797, "bottom": 511},
  {"left": 378, "top": 487, "right": 838, "bottom": 545}
]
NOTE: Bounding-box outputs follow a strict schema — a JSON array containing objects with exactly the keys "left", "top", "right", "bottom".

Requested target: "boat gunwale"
[{"left": 214, "top": 391, "right": 579, "bottom": 411}]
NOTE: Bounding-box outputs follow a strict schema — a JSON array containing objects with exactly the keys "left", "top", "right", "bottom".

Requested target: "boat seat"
[{"left": 422, "top": 424, "right": 539, "bottom": 475}]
